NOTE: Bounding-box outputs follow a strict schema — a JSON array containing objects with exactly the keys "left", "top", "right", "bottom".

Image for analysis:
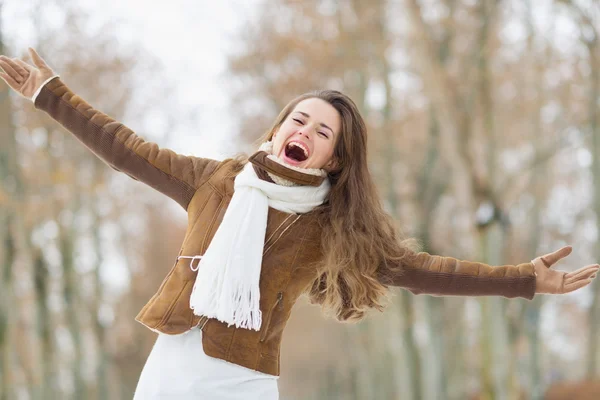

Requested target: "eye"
[
  {"left": 292, "top": 118, "right": 304, "bottom": 125},
  {"left": 318, "top": 132, "right": 329, "bottom": 138}
]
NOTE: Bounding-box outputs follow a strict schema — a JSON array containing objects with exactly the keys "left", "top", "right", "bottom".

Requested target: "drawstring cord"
[
  {"left": 177, "top": 255, "right": 203, "bottom": 272},
  {"left": 178, "top": 255, "right": 204, "bottom": 315}
]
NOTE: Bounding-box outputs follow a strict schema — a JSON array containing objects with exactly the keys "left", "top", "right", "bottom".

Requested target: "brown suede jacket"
[{"left": 34, "top": 77, "right": 537, "bottom": 376}]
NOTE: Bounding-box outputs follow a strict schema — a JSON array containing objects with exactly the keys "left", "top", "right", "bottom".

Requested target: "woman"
[{"left": 1, "top": 48, "right": 598, "bottom": 399}]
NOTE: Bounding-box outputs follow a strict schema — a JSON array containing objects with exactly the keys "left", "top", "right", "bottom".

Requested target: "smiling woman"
[
  {"left": 271, "top": 97, "right": 340, "bottom": 170},
  {"left": 1, "top": 48, "right": 599, "bottom": 400}
]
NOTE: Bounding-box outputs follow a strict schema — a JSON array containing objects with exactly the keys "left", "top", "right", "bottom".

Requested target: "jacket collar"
[{"left": 248, "top": 151, "right": 326, "bottom": 187}]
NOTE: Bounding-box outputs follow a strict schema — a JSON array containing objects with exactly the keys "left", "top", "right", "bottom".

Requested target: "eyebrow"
[{"left": 294, "top": 111, "right": 334, "bottom": 134}]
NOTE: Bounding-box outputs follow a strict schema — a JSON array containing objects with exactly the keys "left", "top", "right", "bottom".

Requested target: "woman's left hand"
[
  {"left": 0, "top": 47, "right": 55, "bottom": 99},
  {"left": 533, "top": 245, "right": 599, "bottom": 294}
]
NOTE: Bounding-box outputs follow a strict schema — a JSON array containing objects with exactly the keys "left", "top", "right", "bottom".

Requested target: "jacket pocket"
[{"left": 259, "top": 291, "right": 283, "bottom": 343}]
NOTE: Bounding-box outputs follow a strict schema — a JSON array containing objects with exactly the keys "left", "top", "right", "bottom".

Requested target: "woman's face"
[{"left": 272, "top": 98, "right": 341, "bottom": 170}]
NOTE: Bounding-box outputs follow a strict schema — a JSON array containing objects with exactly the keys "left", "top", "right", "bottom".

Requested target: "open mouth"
[{"left": 284, "top": 142, "right": 309, "bottom": 162}]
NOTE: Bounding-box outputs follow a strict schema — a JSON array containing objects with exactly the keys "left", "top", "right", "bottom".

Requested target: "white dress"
[{"left": 133, "top": 327, "right": 279, "bottom": 399}]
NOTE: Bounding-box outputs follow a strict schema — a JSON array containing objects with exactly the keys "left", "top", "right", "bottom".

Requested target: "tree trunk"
[
  {"left": 586, "top": 33, "right": 600, "bottom": 380},
  {"left": 523, "top": 2, "right": 549, "bottom": 396},
  {"left": 59, "top": 205, "right": 86, "bottom": 399},
  {"left": 0, "top": 215, "right": 15, "bottom": 400},
  {"left": 92, "top": 200, "right": 109, "bottom": 400},
  {"left": 0, "top": 13, "right": 41, "bottom": 398},
  {"left": 32, "top": 248, "right": 56, "bottom": 398},
  {"left": 397, "top": 291, "right": 422, "bottom": 400}
]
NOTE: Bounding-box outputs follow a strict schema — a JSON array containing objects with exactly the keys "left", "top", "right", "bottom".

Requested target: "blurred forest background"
[{"left": 1, "top": 0, "right": 599, "bottom": 399}]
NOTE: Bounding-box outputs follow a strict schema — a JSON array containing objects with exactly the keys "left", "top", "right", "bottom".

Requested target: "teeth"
[{"left": 288, "top": 142, "right": 308, "bottom": 157}]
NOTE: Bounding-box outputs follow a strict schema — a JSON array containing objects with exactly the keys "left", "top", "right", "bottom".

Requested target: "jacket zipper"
[
  {"left": 192, "top": 315, "right": 207, "bottom": 329},
  {"left": 259, "top": 291, "right": 284, "bottom": 343},
  {"left": 263, "top": 214, "right": 301, "bottom": 255},
  {"left": 199, "top": 316, "right": 210, "bottom": 330},
  {"left": 263, "top": 214, "right": 294, "bottom": 248}
]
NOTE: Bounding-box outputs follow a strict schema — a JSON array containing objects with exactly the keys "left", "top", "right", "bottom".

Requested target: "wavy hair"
[{"left": 257, "top": 90, "right": 415, "bottom": 322}]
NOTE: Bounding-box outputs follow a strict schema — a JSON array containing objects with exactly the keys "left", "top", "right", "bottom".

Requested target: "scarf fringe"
[{"left": 191, "top": 280, "right": 263, "bottom": 330}]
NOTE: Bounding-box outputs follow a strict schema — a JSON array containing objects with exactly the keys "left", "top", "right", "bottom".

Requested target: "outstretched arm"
[
  {"left": 0, "top": 48, "right": 221, "bottom": 211},
  {"left": 378, "top": 245, "right": 598, "bottom": 299}
]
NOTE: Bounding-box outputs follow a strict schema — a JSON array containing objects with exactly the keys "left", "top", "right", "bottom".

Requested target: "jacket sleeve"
[
  {"left": 33, "top": 77, "right": 221, "bottom": 210},
  {"left": 377, "top": 251, "right": 537, "bottom": 300}
]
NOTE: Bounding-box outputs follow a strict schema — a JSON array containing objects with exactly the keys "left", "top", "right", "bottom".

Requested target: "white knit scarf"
[{"left": 189, "top": 145, "right": 331, "bottom": 331}]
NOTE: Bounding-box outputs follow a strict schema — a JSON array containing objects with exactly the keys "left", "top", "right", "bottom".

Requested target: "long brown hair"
[{"left": 258, "top": 90, "right": 414, "bottom": 322}]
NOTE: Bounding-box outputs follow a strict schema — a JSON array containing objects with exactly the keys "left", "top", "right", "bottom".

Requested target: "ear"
[{"left": 323, "top": 158, "right": 338, "bottom": 172}]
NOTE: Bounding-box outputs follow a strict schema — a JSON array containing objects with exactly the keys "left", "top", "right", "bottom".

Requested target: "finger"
[
  {"left": 0, "top": 56, "right": 28, "bottom": 80},
  {"left": 0, "top": 59, "right": 23, "bottom": 83},
  {"left": 564, "top": 278, "right": 593, "bottom": 294},
  {"left": 565, "top": 264, "right": 600, "bottom": 279},
  {"left": 564, "top": 266, "right": 599, "bottom": 284},
  {"left": 564, "top": 264, "right": 600, "bottom": 280},
  {"left": 28, "top": 48, "right": 50, "bottom": 70},
  {"left": 540, "top": 245, "right": 573, "bottom": 268},
  {"left": 9, "top": 58, "right": 31, "bottom": 78},
  {"left": 0, "top": 71, "right": 21, "bottom": 90},
  {"left": 13, "top": 58, "right": 34, "bottom": 73}
]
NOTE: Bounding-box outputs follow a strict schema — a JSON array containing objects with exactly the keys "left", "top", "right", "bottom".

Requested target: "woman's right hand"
[{"left": 0, "top": 47, "right": 56, "bottom": 100}]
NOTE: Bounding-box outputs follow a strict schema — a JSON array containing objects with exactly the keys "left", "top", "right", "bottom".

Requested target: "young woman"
[{"left": 1, "top": 48, "right": 598, "bottom": 400}]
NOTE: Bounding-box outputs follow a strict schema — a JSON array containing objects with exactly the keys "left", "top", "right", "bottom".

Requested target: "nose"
[{"left": 297, "top": 127, "right": 312, "bottom": 140}]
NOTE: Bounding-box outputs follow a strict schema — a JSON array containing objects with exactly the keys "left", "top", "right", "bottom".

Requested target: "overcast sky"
[
  {"left": 2, "top": 0, "right": 259, "bottom": 160},
  {"left": 91, "top": 0, "right": 253, "bottom": 160}
]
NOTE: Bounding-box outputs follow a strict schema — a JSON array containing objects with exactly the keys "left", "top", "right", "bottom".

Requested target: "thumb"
[
  {"left": 28, "top": 47, "right": 51, "bottom": 70},
  {"left": 537, "top": 245, "right": 573, "bottom": 269}
]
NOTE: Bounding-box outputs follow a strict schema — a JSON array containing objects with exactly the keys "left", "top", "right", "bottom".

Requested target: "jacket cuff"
[{"left": 31, "top": 75, "right": 60, "bottom": 104}]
